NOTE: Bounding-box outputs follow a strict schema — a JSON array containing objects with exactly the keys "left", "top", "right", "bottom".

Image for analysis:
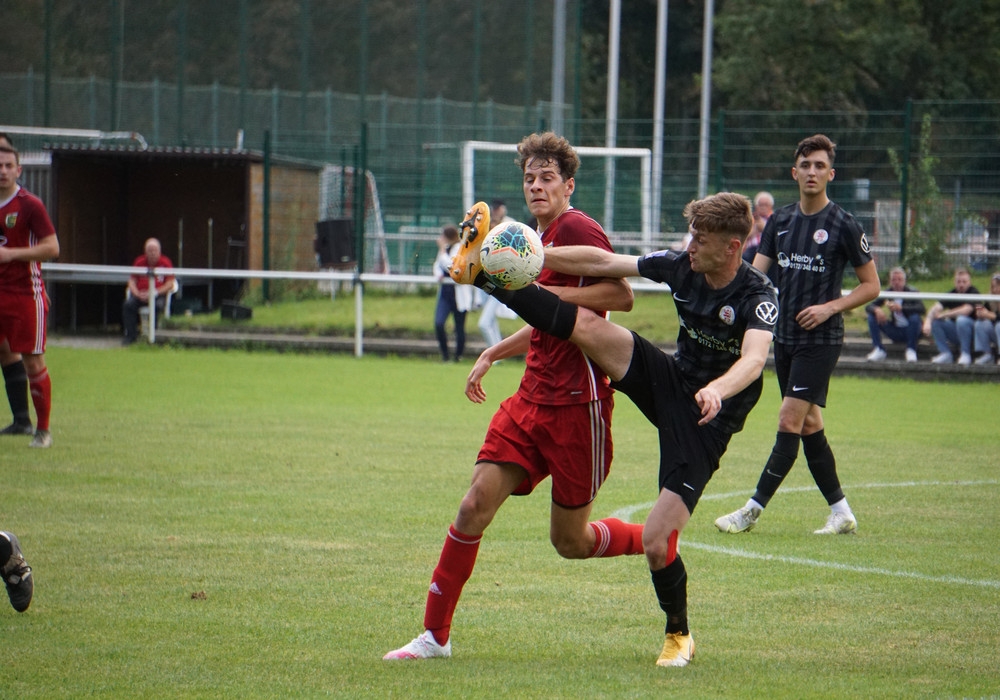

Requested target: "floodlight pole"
[
  {"left": 652, "top": 0, "right": 668, "bottom": 241},
  {"left": 604, "top": 0, "right": 621, "bottom": 233},
  {"left": 697, "top": 0, "right": 714, "bottom": 199},
  {"left": 551, "top": 0, "right": 567, "bottom": 135}
]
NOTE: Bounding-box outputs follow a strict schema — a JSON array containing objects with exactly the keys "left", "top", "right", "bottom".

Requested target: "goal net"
[
  {"left": 319, "top": 165, "right": 389, "bottom": 274},
  {"left": 460, "top": 140, "right": 653, "bottom": 249}
]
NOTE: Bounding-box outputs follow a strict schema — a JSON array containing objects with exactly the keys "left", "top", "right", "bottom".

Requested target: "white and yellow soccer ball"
[{"left": 479, "top": 221, "right": 544, "bottom": 290}]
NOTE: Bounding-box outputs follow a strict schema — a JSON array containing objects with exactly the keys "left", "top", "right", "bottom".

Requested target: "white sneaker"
[
  {"left": 904, "top": 348, "right": 918, "bottom": 363},
  {"left": 866, "top": 347, "right": 887, "bottom": 362},
  {"left": 383, "top": 631, "right": 452, "bottom": 660},
  {"left": 958, "top": 352, "right": 972, "bottom": 366},
  {"left": 814, "top": 512, "right": 857, "bottom": 535},
  {"left": 714, "top": 506, "right": 761, "bottom": 534},
  {"left": 931, "top": 352, "right": 953, "bottom": 364},
  {"left": 29, "top": 429, "right": 52, "bottom": 449},
  {"left": 974, "top": 353, "right": 994, "bottom": 366}
]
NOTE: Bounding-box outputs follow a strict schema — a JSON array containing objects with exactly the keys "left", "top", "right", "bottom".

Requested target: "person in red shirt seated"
[{"left": 122, "top": 237, "right": 175, "bottom": 345}]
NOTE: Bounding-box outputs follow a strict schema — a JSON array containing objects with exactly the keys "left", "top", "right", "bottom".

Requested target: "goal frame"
[{"left": 460, "top": 140, "right": 653, "bottom": 246}]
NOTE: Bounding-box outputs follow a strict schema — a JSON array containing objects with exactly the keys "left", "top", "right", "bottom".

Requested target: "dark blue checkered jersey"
[
  {"left": 637, "top": 250, "right": 778, "bottom": 433},
  {"left": 757, "top": 200, "right": 872, "bottom": 345}
]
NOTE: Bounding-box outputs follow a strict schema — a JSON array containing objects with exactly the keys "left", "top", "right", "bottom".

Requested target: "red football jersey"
[
  {"left": 516, "top": 208, "right": 615, "bottom": 405},
  {"left": 0, "top": 188, "right": 56, "bottom": 298},
  {"left": 130, "top": 253, "right": 174, "bottom": 292}
]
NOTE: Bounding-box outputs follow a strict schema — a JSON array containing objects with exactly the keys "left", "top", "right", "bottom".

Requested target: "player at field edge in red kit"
[
  {"left": 0, "top": 133, "right": 34, "bottom": 437},
  {"left": 0, "top": 140, "right": 59, "bottom": 449},
  {"left": 384, "top": 132, "right": 643, "bottom": 661}
]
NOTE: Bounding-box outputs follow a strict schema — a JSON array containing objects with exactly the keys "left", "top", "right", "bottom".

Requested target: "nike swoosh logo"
[
  {"left": 765, "top": 469, "right": 782, "bottom": 477},
  {"left": 792, "top": 385, "right": 809, "bottom": 392},
  {"left": 777, "top": 230, "right": 789, "bottom": 236},
  {"left": 673, "top": 293, "right": 691, "bottom": 303}
]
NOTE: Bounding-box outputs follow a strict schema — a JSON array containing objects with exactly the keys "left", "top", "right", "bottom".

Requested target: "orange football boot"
[{"left": 449, "top": 201, "right": 491, "bottom": 285}]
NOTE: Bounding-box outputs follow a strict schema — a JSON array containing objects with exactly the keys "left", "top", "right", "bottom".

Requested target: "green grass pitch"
[{"left": 1, "top": 345, "right": 997, "bottom": 698}]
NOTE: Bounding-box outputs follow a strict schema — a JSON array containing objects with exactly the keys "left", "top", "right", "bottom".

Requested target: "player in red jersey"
[
  {"left": 0, "top": 142, "right": 60, "bottom": 448},
  {"left": 0, "top": 133, "right": 34, "bottom": 437},
  {"left": 384, "top": 132, "right": 641, "bottom": 660}
]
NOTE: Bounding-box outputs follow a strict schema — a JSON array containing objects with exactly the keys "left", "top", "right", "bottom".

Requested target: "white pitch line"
[
  {"left": 609, "top": 479, "right": 1000, "bottom": 590},
  {"left": 682, "top": 541, "right": 1000, "bottom": 589}
]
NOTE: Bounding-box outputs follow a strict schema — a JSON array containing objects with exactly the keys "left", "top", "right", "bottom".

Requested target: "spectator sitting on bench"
[
  {"left": 865, "top": 266, "right": 925, "bottom": 363},
  {"left": 122, "top": 238, "right": 175, "bottom": 345},
  {"left": 922, "top": 267, "right": 979, "bottom": 365},
  {"left": 972, "top": 271, "right": 1000, "bottom": 366}
]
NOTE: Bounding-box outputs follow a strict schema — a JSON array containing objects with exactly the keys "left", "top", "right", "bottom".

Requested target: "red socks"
[
  {"left": 28, "top": 368, "right": 51, "bottom": 432},
  {"left": 424, "top": 525, "right": 482, "bottom": 646},
  {"left": 588, "top": 517, "right": 645, "bottom": 557},
  {"left": 422, "top": 518, "right": 643, "bottom": 646}
]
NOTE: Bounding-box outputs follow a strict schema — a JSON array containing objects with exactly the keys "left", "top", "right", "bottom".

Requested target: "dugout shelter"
[{"left": 44, "top": 145, "right": 322, "bottom": 329}]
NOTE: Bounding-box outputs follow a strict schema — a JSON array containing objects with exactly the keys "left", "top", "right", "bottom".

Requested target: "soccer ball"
[{"left": 479, "top": 221, "right": 544, "bottom": 290}]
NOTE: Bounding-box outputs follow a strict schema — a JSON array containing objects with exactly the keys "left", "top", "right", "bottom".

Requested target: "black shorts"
[
  {"left": 773, "top": 343, "right": 842, "bottom": 407},
  {"left": 611, "top": 332, "right": 731, "bottom": 514}
]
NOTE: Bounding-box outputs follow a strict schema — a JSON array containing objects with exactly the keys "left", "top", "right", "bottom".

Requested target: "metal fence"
[{"left": 3, "top": 70, "right": 999, "bottom": 279}]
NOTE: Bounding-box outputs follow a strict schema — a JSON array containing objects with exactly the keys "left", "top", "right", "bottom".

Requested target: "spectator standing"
[
  {"left": 972, "top": 271, "right": 1000, "bottom": 365},
  {"left": 0, "top": 142, "right": 59, "bottom": 448},
  {"left": 714, "top": 134, "right": 880, "bottom": 537},
  {"left": 432, "top": 225, "right": 472, "bottom": 362},
  {"left": 865, "top": 266, "right": 925, "bottom": 362},
  {"left": 742, "top": 191, "right": 773, "bottom": 262},
  {"left": 122, "top": 238, "right": 176, "bottom": 345},
  {"left": 922, "top": 267, "right": 978, "bottom": 365}
]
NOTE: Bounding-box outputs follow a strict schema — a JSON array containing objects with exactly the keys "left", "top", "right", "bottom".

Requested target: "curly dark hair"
[{"left": 516, "top": 132, "right": 580, "bottom": 180}]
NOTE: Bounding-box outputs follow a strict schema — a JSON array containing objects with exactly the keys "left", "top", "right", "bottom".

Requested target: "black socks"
[
  {"left": 487, "top": 282, "right": 577, "bottom": 341},
  {"left": 2, "top": 360, "right": 31, "bottom": 425},
  {"left": 752, "top": 431, "right": 801, "bottom": 507}
]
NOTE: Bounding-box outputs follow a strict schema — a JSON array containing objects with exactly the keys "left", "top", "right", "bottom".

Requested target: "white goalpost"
[{"left": 460, "top": 140, "right": 654, "bottom": 248}]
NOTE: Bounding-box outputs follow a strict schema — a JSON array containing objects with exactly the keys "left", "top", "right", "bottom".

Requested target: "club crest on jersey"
[
  {"left": 4, "top": 213, "right": 17, "bottom": 229},
  {"left": 813, "top": 228, "right": 829, "bottom": 245},
  {"left": 718, "top": 305, "right": 736, "bottom": 325},
  {"left": 755, "top": 301, "right": 778, "bottom": 326}
]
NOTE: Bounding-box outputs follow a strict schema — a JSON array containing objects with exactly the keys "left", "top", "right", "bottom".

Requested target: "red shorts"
[
  {"left": 0, "top": 292, "right": 47, "bottom": 355},
  {"left": 478, "top": 392, "right": 614, "bottom": 508}
]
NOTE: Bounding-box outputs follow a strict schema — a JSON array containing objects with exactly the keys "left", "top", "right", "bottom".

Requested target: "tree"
[
  {"left": 713, "top": 0, "right": 1000, "bottom": 113},
  {"left": 889, "top": 113, "right": 950, "bottom": 278}
]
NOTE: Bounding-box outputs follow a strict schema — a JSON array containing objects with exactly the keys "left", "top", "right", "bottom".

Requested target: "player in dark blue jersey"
[
  {"left": 477, "top": 192, "right": 777, "bottom": 668},
  {"left": 715, "top": 134, "right": 880, "bottom": 537}
]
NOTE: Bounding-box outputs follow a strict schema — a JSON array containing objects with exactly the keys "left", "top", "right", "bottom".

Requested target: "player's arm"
[
  {"left": 694, "top": 328, "right": 772, "bottom": 426},
  {"left": 751, "top": 252, "right": 774, "bottom": 275},
  {"left": 795, "top": 260, "right": 880, "bottom": 331},
  {"left": 543, "top": 245, "right": 640, "bottom": 280},
  {"left": 544, "top": 277, "right": 634, "bottom": 312},
  {"left": 465, "top": 325, "right": 532, "bottom": 404},
  {"left": 0, "top": 233, "right": 59, "bottom": 264}
]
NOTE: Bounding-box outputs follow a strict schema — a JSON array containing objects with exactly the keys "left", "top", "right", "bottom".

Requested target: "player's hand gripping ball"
[{"left": 479, "top": 221, "right": 544, "bottom": 290}]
